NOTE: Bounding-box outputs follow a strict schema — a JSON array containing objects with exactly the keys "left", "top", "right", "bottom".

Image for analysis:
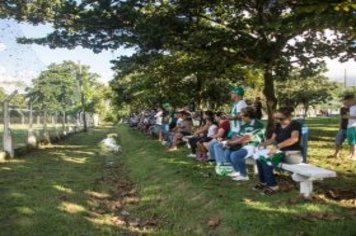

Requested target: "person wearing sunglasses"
[{"left": 254, "top": 107, "right": 302, "bottom": 195}]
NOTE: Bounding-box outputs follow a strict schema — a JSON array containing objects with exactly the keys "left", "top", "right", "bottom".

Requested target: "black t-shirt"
[
  {"left": 340, "top": 107, "right": 349, "bottom": 130},
  {"left": 275, "top": 120, "right": 302, "bottom": 151}
]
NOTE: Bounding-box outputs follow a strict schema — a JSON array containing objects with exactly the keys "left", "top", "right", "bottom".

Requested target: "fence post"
[
  {"left": 2, "top": 91, "right": 17, "bottom": 158},
  {"left": 27, "top": 103, "right": 37, "bottom": 149},
  {"left": 62, "top": 110, "right": 67, "bottom": 136},
  {"left": 43, "top": 110, "right": 50, "bottom": 144},
  {"left": 52, "top": 112, "right": 59, "bottom": 141}
]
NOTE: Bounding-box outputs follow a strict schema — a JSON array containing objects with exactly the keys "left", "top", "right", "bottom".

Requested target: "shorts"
[
  {"left": 181, "top": 131, "right": 192, "bottom": 136},
  {"left": 198, "top": 137, "right": 213, "bottom": 143},
  {"left": 347, "top": 127, "right": 356, "bottom": 145},
  {"left": 335, "top": 129, "right": 347, "bottom": 146}
]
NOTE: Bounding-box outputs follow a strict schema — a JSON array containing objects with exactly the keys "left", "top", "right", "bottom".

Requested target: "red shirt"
[{"left": 219, "top": 119, "right": 230, "bottom": 138}]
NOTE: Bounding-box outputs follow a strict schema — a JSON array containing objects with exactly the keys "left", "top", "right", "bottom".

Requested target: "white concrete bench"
[
  {"left": 246, "top": 158, "right": 337, "bottom": 197},
  {"left": 278, "top": 163, "right": 337, "bottom": 197}
]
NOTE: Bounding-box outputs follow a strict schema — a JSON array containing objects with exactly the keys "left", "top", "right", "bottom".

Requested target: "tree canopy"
[{"left": 1, "top": 0, "right": 355, "bottom": 130}]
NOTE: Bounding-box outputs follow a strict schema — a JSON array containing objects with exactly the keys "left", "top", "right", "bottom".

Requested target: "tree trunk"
[
  {"left": 303, "top": 103, "right": 309, "bottom": 120},
  {"left": 262, "top": 69, "right": 277, "bottom": 138}
]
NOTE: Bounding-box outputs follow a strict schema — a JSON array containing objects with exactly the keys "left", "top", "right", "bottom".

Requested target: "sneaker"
[
  {"left": 228, "top": 172, "right": 240, "bottom": 177},
  {"left": 161, "top": 141, "right": 168, "bottom": 146},
  {"left": 232, "top": 175, "right": 250, "bottom": 181},
  {"left": 187, "top": 153, "right": 196, "bottom": 158}
]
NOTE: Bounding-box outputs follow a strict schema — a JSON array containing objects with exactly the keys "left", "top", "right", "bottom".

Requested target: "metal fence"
[{"left": 0, "top": 92, "right": 99, "bottom": 158}]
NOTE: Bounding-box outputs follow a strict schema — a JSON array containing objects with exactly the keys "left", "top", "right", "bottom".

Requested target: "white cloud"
[
  {"left": 0, "top": 42, "right": 6, "bottom": 52},
  {"left": 0, "top": 67, "right": 39, "bottom": 94}
]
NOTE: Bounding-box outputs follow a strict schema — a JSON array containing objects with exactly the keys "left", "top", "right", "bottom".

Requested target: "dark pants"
[
  {"left": 256, "top": 159, "right": 277, "bottom": 187},
  {"left": 188, "top": 136, "right": 203, "bottom": 154}
]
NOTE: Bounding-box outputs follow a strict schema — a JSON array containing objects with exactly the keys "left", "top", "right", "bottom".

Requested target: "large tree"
[{"left": 2, "top": 0, "right": 355, "bottom": 132}]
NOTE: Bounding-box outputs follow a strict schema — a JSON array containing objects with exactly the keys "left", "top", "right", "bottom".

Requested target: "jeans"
[
  {"left": 256, "top": 159, "right": 277, "bottom": 187},
  {"left": 208, "top": 140, "right": 219, "bottom": 161},
  {"left": 335, "top": 129, "right": 347, "bottom": 146},
  {"left": 213, "top": 143, "right": 233, "bottom": 164},
  {"left": 230, "top": 148, "right": 248, "bottom": 176}
]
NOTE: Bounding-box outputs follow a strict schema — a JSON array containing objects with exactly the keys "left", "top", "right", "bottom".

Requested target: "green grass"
[
  {"left": 0, "top": 127, "right": 136, "bottom": 235},
  {"left": 117, "top": 119, "right": 356, "bottom": 235},
  {"left": 0, "top": 119, "right": 355, "bottom": 235}
]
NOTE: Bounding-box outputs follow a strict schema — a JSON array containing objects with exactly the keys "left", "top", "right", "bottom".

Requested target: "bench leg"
[
  {"left": 292, "top": 173, "right": 314, "bottom": 198},
  {"left": 300, "top": 181, "right": 313, "bottom": 198},
  {"left": 253, "top": 164, "right": 258, "bottom": 175}
]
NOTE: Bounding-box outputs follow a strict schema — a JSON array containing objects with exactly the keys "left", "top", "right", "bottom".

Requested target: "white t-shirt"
[
  {"left": 177, "top": 118, "right": 184, "bottom": 126},
  {"left": 230, "top": 100, "right": 248, "bottom": 133},
  {"left": 207, "top": 124, "right": 218, "bottom": 137},
  {"left": 348, "top": 105, "right": 356, "bottom": 128},
  {"left": 155, "top": 111, "right": 163, "bottom": 125}
]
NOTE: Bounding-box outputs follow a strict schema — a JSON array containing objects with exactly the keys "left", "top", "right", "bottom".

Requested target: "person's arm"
[
  {"left": 343, "top": 114, "right": 356, "bottom": 119},
  {"left": 227, "top": 136, "right": 247, "bottom": 146},
  {"left": 276, "top": 130, "right": 299, "bottom": 150},
  {"left": 259, "top": 133, "right": 276, "bottom": 147},
  {"left": 194, "top": 124, "right": 209, "bottom": 135},
  {"left": 211, "top": 128, "right": 225, "bottom": 139}
]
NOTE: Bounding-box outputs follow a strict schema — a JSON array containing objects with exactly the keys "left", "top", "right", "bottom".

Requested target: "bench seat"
[{"left": 246, "top": 159, "right": 337, "bottom": 197}]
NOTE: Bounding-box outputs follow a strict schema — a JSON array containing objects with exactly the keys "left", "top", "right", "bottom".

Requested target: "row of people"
[{"left": 128, "top": 87, "right": 304, "bottom": 195}]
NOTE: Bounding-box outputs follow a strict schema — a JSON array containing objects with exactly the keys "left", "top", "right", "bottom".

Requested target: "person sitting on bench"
[
  {"left": 254, "top": 107, "right": 302, "bottom": 195},
  {"left": 186, "top": 111, "right": 215, "bottom": 158},
  {"left": 168, "top": 111, "right": 193, "bottom": 151}
]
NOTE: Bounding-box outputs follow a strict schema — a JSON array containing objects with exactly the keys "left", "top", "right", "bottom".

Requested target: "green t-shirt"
[{"left": 238, "top": 119, "right": 265, "bottom": 147}]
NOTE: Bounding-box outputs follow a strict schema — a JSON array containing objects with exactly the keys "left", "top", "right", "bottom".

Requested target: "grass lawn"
[
  {"left": 117, "top": 118, "right": 356, "bottom": 235},
  {"left": 0, "top": 127, "right": 139, "bottom": 235},
  {"left": 0, "top": 118, "right": 355, "bottom": 235}
]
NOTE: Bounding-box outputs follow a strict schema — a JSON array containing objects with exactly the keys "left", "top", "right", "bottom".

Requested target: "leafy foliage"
[{"left": 276, "top": 72, "right": 338, "bottom": 116}]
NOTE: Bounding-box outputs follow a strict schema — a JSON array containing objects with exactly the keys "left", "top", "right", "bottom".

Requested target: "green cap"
[
  {"left": 162, "top": 102, "right": 171, "bottom": 108},
  {"left": 230, "top": 86, "right": 244, "bottom": 97}
]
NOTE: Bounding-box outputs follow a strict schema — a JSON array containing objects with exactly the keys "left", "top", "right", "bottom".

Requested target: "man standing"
[
  {"left": 343, "top": 95, "right": 356, "bottom": 160},
  {"left": 226, "top": 87, "right": 248, "bottom": 136},
  {"left": 330, "top": 102, "right": 349, "bottom": 158}
]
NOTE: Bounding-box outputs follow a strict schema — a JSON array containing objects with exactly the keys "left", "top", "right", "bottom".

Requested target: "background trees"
[
  {"left": 276, "top": 73, "right": 337, "bottom": 117},
  {"left": 1, "top": 1, "right": 354, "bottom": 128},
  {"left": 26, "top": 61, "right": 111, "bottom": 120}
]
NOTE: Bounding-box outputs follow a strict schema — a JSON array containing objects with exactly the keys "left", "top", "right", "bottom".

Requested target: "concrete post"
[
  {"left": 2, "top": 91, "right": 17, "bottom": 158},
  {"left": 3, "top": 100, "right": 14, "bottom": 158},
  {"left": 27, "top": 103, "right": 37, "bottom": 149},
  {"left": 43, "top": 110, "right": 50, "bottom": 144},
  {"left": 62, "top": 111, "right": 67, "bottom": 136}
]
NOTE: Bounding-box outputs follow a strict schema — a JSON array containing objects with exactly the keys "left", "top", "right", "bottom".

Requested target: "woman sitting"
[
  {"left": 168, "top": 111, "right": 193, "bottom": 151},
  {"left": 254, "top": 107, "right": 302, "bottom": 195},
  {"left": 195, "top": 116, "right": 218, "bottom": 161},
  {"left": 186, "top": 111, "right": 215, "bottom": 158}
]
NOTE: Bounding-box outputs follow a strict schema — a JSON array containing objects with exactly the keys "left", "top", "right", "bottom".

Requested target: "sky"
[
  {"left": 0, "top": 18, "right": 355, "bottom": 92},
  {"left": 0, "top": 19, "right": 134, "bottom": 87}
]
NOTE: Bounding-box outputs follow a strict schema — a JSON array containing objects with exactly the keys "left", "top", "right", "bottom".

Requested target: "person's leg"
[
  {"left": 347, "top": 127, "right": 356, "bottom": 160},
  {"left": 213, "top": 143, "right": 226, "bottom": 164},
  {"left": 208, "top": 140, "right": 218, "bottom": 161},
  {"left": 332, "top": 129, "right": 346, "bottom": 158},
  {"left": 230, "top": 149, "right": 249, "bottom": 177},
  {"left": 256, "top": 159, "right": 266, "bottom": 184},
  {"left": 259, "top": 160, "right": 277, "bottom": 187},
  {"left": 224, "top": 149, "right": 233, "bottom": 164},
  {"left": 189, "top": 137, "right": 199, "bottom": 154}
]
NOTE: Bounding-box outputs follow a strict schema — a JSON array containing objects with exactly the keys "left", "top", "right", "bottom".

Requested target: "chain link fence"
[{"left": 0, "top": 93, "right": 99, "bottom": 158}]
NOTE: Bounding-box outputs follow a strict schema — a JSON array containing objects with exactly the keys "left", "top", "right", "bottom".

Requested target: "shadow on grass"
[
  {"left": 119, "top": 125, "right": 356, "bottom": 235},
  {"left": 0, "top": 127, "right": 145, "bottom": 236}
]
